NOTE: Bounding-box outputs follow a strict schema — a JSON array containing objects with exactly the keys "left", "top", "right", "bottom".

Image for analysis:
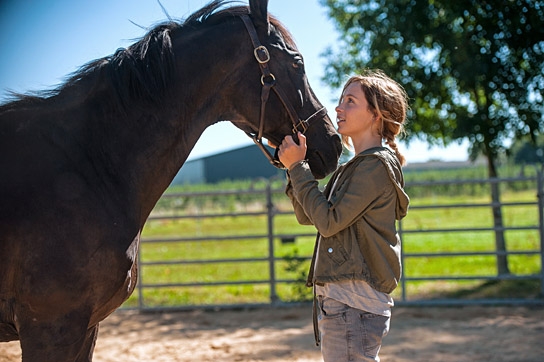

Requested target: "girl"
[{"left": 277, "top": 70, "right": 410, "bottom": 361}]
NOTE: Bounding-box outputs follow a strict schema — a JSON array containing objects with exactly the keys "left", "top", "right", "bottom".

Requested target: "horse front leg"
[
  {"left": 75, "top": 323, "right": 99, "bottom": 362},
  {"left": 18, "top": 310, "right": 97, "bottom": 362}
]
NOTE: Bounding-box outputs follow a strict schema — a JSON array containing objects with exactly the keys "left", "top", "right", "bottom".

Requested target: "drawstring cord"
[{"left": 312, "top": 284, "right": 320, "bottom": 346}]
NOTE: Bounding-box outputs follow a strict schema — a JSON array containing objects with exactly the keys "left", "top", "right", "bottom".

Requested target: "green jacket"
[{"left": 286, "top": 147, "right": 410, "bottom": 294}]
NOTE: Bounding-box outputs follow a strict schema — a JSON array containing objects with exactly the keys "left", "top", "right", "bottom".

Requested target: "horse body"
[
  {"left": 0, "top": 1, "right": 341, "bottom": 360},
  {"left": 0, "top": 68, "right": 151, "bottom": 360}
]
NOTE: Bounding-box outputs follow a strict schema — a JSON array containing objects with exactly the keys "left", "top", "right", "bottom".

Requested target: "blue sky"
[{"left": 0, "top": 0, "right": 468, "bottom": 163}]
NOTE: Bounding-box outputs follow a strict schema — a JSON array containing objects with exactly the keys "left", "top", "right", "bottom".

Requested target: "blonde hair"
[{"left": 340, "top": 69, "right": 409, "bottom": 166}]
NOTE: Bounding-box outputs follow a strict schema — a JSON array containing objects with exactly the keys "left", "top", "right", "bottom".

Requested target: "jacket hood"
[{"left": 354, "top": 147, "right": 410, "bottom": 220}]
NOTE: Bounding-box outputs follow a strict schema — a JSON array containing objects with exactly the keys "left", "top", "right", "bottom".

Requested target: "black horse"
[{"left": 0, "top": 0, "right": 341, "bottom": 361}]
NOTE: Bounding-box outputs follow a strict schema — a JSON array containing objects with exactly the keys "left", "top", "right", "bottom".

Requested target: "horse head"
[
  {"left": 238, "top": 0, "right": 342, "bottom": 179},
  {"left": 182, "top": 0, "right": 342, "bottom": 179}
]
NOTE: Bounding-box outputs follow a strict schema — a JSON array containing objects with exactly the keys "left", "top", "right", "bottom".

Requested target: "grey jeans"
[{"left": 318, "top": 296, "right": 390, "bottom": 362}]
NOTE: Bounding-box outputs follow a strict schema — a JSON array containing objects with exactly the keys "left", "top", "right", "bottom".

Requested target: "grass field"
[{"left": 123, "top": 165, "right": 543, "bottom": 308}]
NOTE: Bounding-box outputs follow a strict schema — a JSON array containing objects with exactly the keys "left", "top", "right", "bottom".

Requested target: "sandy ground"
[{"left": 1, "top": 304, "right": 544, "bottom": 361}]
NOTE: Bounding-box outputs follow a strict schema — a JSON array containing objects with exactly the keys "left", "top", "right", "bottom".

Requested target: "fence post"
[
  {"left": 266, "top": 181, "right": 279, "bottom": 303},
  {"left": 537, "top": 168, "right": 544, "bottom": 297}
]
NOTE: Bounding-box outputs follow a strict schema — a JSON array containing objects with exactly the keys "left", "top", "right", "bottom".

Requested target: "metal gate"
[{"left": 130, "top": 172, "right": 544, "bottom": 310}]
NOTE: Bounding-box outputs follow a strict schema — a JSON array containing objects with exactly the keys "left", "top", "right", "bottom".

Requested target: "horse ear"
[{"left": 249, "top": 0, "right": 269, "bottom": 30}]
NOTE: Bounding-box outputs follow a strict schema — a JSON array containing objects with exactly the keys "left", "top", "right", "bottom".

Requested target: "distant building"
[
  {"left": 172, "top": 144, "right": 282, "bottom": 184},
  {"left": 404, "top": 157, "right": 486, "bottom": 171}
]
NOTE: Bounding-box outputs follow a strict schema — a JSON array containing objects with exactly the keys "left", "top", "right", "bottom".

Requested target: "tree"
[
  {"left": 511, "top": 136, "right": 544, "bottom": 165},
  {"left": 510, "top": 135, "right": 544, "bottom": 177},
  {"left": 320, "top": 0, "right": 544, "bottom": 275}
]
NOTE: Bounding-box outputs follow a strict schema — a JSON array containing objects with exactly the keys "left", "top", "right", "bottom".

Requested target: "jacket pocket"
[{"left": 322, "top": 236, "right": 350, "bottom": 265}]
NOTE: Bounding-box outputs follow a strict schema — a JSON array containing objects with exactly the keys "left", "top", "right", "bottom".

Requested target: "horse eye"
[{"left": 293, "top": 58, "right": 304, "bottom": 70}]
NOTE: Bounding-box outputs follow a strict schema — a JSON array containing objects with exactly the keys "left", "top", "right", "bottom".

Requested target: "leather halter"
[{"left": 240, "top": 15, "right": 327, "bottom": 168}]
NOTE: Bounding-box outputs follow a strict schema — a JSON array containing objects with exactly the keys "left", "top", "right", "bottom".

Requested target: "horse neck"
[
  {"left": 88, "top": 29, "right": 249, "bottom": 225},
  {"left": 86, "top": 103, "right": 207, "bottom": 226}
]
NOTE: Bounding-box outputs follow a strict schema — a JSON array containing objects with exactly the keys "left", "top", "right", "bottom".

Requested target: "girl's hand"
[{"left": 278, "top": 132, "right": 307, "bottom": 169}]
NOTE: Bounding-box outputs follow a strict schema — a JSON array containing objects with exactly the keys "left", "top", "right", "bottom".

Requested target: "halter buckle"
[
  {"left": 254, "top": 45, "right": 270, "bottom": 64},
  {"left": 292, "top": 107, "right": 327, "bottom": 134}
]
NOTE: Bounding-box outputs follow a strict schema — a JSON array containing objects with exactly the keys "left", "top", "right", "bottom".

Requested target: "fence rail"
[{"left": 130, "top": 172, "right": 544, "bottom": 310}]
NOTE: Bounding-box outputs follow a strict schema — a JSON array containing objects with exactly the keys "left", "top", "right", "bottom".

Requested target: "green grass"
[{"left": 122, "top": 168, "right": 543, "bottom": 308}]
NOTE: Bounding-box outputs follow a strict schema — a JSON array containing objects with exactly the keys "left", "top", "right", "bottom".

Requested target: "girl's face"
[{"left": 335, "top": 82, "right": 376, "bottom": 138}]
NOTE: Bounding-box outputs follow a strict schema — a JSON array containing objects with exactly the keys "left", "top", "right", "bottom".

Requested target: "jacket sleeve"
[
  {"left": 288, "top": 157, "right": 388, "bottom": 238},
  {"left": 285, "top": 171, "right": 313, "bottom": 225}
]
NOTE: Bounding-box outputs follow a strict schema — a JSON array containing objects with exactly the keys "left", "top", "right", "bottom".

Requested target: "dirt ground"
[{"left": 1, "top": 304, "right": 543, "bottom": 362}]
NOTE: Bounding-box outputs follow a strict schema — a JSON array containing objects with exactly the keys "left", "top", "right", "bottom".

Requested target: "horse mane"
[{"left": 0, "top": 0, "right": 295, "bottom": 112}]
